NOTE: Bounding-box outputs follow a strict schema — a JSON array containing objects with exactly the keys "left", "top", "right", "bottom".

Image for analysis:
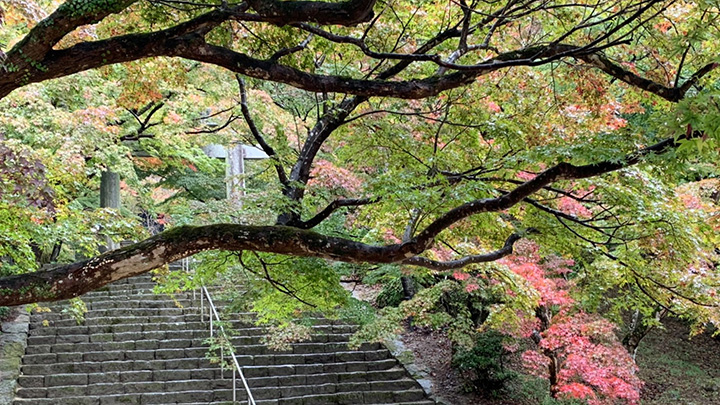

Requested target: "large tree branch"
[
  {"left": 0, "top": 134, "right": 690, "bottom": 306},
  {"left": 236, "top": 75, "right": 289, "bottom": 186},
  {"left": 577, "top": 53, "right": 719, "bottom": 102},
  {"left": 176, "top": 42, "right": 616, "bottom": 98},
  {"left": 0, "top": 19, "right": 611, "bottom": 102},
  {"left": 10, "top": 0, "right": 138, "bottom": 61},
  {"left": 0, "top": 6, "right": 234, "bottom": 99},
  {"left": 0, "top": 224, "right": 418, "bottom": 306},
  {"left": 245, "top": 0, "right": 376, "bottom": 26}
]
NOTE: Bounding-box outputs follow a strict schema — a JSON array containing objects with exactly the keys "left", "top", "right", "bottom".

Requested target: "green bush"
[
  {"left": 376, "top": 277, "right": 405, "bottom": 308},
  {"left": 452, "top": 330, "right": 516, "bottom": 394},
  {"left": 0, "top": 306, "right": 10, "bottom": 321}
]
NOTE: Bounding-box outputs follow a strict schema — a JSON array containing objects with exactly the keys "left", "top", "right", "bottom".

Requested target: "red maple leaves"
[{"left": 502, "top": 240, "right": 643, "bottom": 404}]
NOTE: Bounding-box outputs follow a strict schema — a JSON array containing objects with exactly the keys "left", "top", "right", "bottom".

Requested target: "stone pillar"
[
  {"left": 226, "top": 144, "right": 245, "bottom": 207},
  {"left": 100, "top": 171, "right": 120, "bottom": 251}
]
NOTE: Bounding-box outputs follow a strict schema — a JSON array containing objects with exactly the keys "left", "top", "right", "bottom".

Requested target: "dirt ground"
[{"left": 636, "top": 318, "right": 720, "bottom": 405}]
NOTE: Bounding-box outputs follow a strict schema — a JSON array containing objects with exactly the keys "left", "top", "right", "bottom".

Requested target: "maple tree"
[
  {"left": 497, "top": 241, "right": 642, "bottom": 403},
  {"left": 0, "top": 2, "right": 719, "bottom": 391}
]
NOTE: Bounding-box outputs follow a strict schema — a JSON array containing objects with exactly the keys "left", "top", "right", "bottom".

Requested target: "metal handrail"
[{"left": 183, "top": 259, "right": 256, "bottom": 405}]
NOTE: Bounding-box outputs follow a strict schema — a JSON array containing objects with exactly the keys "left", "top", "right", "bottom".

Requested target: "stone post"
[
  {"left": 100, "top": 170, "right": 120, "bottom": 251},
  {"left": 226, "top": 144, "right": 245, "bottom": 207}
]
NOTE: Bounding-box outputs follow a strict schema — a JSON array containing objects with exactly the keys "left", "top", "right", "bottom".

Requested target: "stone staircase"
[{"left": 12, "top": 273, "right": 435, "bottom": 404}]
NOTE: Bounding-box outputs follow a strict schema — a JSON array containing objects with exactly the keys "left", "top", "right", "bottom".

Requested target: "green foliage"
[
  {"left": 204, "top": 327, "right": 236, "bottom": 371},
  {"left": 242, "top": 255, "right": 351, "bottom": 325},
  {"left": 452, "top": 330, "right": 516, "bottom": 394},
  {"left": 60, "top": 0, "right": 127, "bottom": 17},
  {"left": 61, "top": 298, "right": 87, "bottom": 325},
  {"left": 375, "top": 277, "right": 405, "bottom": 308},
  {"left": 0, "top": 306, "right": 10, "bottom": 321},
  {"left": 262, "top": 323, "right": 312, "bottom": 351}
]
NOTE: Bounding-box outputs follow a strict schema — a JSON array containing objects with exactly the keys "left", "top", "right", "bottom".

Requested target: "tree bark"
[{"left": 0, "top": 224, "right": 420, "bottom": 306}]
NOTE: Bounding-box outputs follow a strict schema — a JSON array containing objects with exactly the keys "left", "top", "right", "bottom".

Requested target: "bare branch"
[
  {"left": 236, "top": 75, "right": 289, "bottom": 185},
  {"left": 269, "top": 34, "right": 314, "bottom": 61},
  {"left": 240, "top": 252, "right": 317, "bottom": 308},
  {"left": 402, "top": 233, "right": 522, "bottom": 270},
  {"left": 296, "top": 197, "right": 378, "bottom": 229},
  {"left": 245, "top": 0, "right": 376, "bottom": 26}
]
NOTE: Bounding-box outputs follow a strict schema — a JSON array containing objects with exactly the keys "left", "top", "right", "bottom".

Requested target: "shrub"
[
  {"left": 452, "top": 330, "right": 516, "bottom": 394},
  {"left": 0, "top": 306, "right": 10, "bottom": 321}
]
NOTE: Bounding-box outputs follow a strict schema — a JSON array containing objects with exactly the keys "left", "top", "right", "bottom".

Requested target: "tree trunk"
[{"left": 622, "top": 308, "right": 664, "bottom": 360}]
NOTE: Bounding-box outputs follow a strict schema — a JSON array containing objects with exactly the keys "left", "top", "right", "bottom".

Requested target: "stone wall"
[{"left": 0, "top": 307, "right": 29, "bottom": 405}]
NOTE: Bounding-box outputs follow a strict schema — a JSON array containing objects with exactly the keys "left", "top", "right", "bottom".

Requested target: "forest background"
[{"left": 1, "top": 0, "right": 720, "bottom": 403}]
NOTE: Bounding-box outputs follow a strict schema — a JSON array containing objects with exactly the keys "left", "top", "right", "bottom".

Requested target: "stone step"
[
  {"left": 247, "top": 367, "right": 410, "bottom": 387},
  {"left": 42, "top": 292, "right": 196, "bottom": 305},
  {"left": 259, "top": 388, "right": 429, "bottom": 404},
  {"left": 27, "top": 330, "right": 354, "bottom": 346},
  {"left": 30, "top": 311, "right": 345, "bottom": 327},
  {"left": 14, "top": 386, "right": 426, "bottom": 404},
  {"left": 22, "top": 347, "right": 211, "bottom": 364},
  {"left": 17, "top": 368, "right": 409, "bottom": 389},
  {"left": 27, "top": 329, "right": 211, "bottom": 345},
  {"left": 25, "top": 338, "right": 200, "bottom": 355},
  {"left": 33, "top": 307, "right": 195, "bottom": 321},
  {"left": 22, "top": 356, "right": 398, "bottom": 377},
  {"left": 68, "top": 287, "right": 230, "bottom": 301},
  {"left": 26, "top": 339, "right": 379, "bottom": 356},
  {"left": 13, "top": 389, "right": 229, "bottom": 404},
  {"left": 28, "top": 322, "right": 356, "bottom": 336},
  {"left": 28, "top": 321, "right": 211, "bottom": 336},
  {"left": 16, "top": 378, "right": 420, "bottom": 400},
  {"left": 106, "top": 281, "right": 160, "bottom": 290},
  {"left": 241, "top": 359, "right": 399, "bottom": 377},
  {"left": 22, "top": 348, "right": 392, "bottom": 368},
  {"left": 39, "top": 300, "right": 197, "bottom": 313},
  {"left": 30, "top": 313, "right": 202, "bottom": 328}
]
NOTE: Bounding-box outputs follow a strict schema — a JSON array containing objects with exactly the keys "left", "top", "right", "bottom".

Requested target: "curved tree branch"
[
  {"left": 1, "top": 18, "right": 618, "bottom": 103},
  {"left": 0, "top": 224, "right": 419, "bottom": 306},
  {"left": 413, "top": 136, "right": 681, "bottom": 248},
  {"left": 0, "top": 133, "right": 690, "bottom": 306},
  {"left": 236, "top": 75, "right": 289, "bottom": 186},
  {"left": 245, "top": 0, "right": 376, "bottom": 26},
  {"left": 402, "top": 233, "right": 522, "bottom": 270},
  {"left": 296, "top": 197, "right": 378, "bottom": 229},
  {"left": 577, "top": 53, "right": 719, "bottom": 102}
]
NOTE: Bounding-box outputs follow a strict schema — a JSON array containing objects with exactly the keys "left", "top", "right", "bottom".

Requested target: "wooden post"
[{"left": 100, "top": 170, "right": 120, "bottom": 251}]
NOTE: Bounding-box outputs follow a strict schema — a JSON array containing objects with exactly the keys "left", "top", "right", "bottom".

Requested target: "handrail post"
[{"left": 198, "top": 285, "right": 256, "bottom": 405}]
